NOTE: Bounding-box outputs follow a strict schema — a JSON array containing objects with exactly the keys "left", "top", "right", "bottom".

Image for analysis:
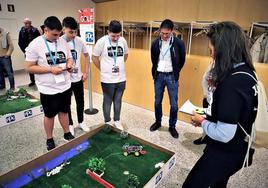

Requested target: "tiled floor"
[{"left": 0, "top": 71, "right": 267, "bottom": 187}]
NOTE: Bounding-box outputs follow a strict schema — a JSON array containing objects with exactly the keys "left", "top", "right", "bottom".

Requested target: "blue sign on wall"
[{"left": 85, "top": 31, "right": 94, "bottom": 43}]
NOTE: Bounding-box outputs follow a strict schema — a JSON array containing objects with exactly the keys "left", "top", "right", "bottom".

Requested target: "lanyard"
[
  {"left": 43, "top": 36, "right": 57, "bottom": 65},
  {"left": 160, "top": 37, "right": 173, "bottom": 60},
  {"left": 109, "top": 37, "right": 118, "bottom": 66}
]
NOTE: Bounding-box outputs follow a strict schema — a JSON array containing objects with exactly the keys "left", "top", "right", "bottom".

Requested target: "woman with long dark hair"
[{"left": 183, "top": 21, "right": 257, "bottom": 188}]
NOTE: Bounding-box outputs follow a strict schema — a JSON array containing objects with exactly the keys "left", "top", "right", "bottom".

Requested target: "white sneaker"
[
  {"left": 79, "top": 122, "right": 90, "bottom": 132},
  {"left": 104, "top": 121, "right": 113, "bottom": 126},
  {"left": 69, "top": 125, "right": 75, "bottom": 136},
  {"left": 114, "top": 120, "right": 123, "bottom": 130}
]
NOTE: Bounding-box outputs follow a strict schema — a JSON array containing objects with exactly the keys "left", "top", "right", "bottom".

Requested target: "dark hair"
[
  {"left": 160, "top": 19, "right": 174, "bottom": 30},
  {"left": 207, "top": 21, "right": 254, "bottom": 84},
  {"left": 62, "top": 17, "right": 78, "bottom": 30},
  {"left": 108, "top": 20, "right": 122, "bottom": 33},
  {"left": 44, "top": 16, "right": 62, "bottom": 31}
]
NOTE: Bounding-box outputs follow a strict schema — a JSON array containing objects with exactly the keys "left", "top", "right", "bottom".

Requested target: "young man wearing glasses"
[
  {"left": 61, "top": 17, "right": 90, "bottom": 136},
  {"left": 25, "top": 16, "right": 74, "bottom": 150},
  {"left": 150, "top": 19, "right": 186, "bottom": 138},
  {"left": 92, "top": 20, "right": 128, "bottom": 130}
]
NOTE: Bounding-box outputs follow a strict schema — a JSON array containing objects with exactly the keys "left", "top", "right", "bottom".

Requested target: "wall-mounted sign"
[{"left": 78, "top": 8, "right": 95, "bottom": 45}]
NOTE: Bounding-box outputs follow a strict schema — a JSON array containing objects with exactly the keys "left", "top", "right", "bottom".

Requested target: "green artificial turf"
[
  {"left": 23, "top": 129, "right": 172, "bottom": 188},
  {"left": 0, "top": 95, "right": 40, "bottom": 115}
]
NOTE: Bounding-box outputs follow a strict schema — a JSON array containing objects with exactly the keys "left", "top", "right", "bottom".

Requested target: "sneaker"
[
  {"left": 28, "top": 82, "right": 35, "bottom": 87},
  {"left": 150, "top": 122, "right": 161, "bottom": 131},
  {"left": 193, "top": 136, "right": 208, "bottom": 145},
  {"left": 46, "top": 138, "right": 56, "bottom": 151},
  {"left": 169, "top": 127, "right": 179, "bottom": 139},
  {"left": 78, "top": 122, "right": 90, "bottom": 132},
  {"left": 69, "top": 125, "right": 75, "bottom": 136},
  {"left": 114, "top": 120, "right": 123, "bottom": 130},
  {"left": 104, "top": 121, "right": 113, "bottom": 126},
  {"left": 64, "top": 132, "right": 75, "bottom": 141}
]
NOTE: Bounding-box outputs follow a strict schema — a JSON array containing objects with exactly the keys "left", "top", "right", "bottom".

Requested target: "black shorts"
[{"left": 40, "top": 88, "right": 72, "bottom": 118}]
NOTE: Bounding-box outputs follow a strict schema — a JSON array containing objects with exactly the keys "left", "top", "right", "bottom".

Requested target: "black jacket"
[
  {"left": 151, "top": 37, "right": 186, "bottom": 81},
  {"left": 18, "top": 26, "right": 40, "bottom": 53}
]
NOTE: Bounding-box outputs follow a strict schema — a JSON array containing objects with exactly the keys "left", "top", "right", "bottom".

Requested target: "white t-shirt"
[
  {"left": 157, "top": 38, "right": 173, "bottom": 72},
  {"left": 25, "top": 36, "right": 72, "bottom": 94},
  {"left": 93, "top": 35, "right": 128, "bottom": 83},
  {"left": 61, "top": 36, "right": 88, "bottom": 83}
]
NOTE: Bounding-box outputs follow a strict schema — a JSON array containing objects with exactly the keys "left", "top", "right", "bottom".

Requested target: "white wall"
[{"left": 0, "top": 0, "right": 95, "bottom": 71}]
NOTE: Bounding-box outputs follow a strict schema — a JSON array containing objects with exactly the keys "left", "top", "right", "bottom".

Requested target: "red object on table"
[{"left": 86, "top": 169, "right": 115, "bottom": 188}]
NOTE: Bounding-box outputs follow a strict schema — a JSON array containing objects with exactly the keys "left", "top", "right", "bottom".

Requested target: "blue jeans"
[
  {"left": 154, "top": 73, "right": 179, "bottom": 127},
  {"left": 0, "top": 56, "right": 15, "bottom": 89},
  {"left": 101, "top": 81, "right": 126, "bottom": 122}
]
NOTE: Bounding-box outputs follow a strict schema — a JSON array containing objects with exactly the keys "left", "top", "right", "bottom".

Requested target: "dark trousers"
[
  {"left": 67, "top": 79, "right": 84, "bottom": 125},
  {"left": 182, "top": 145, "right": 247, "bottom": 188},
  {"left": 0, "top": 56, "right": 15, "bottom": 89},
  {"left": 154, "top": 73, "right": 178, "bottom": 127},
  {"left": 101, "top": 81, "right": 126, "bottom": 122},
  {"left": 29, "top": 73, "right": 35, "bottom": 83}
]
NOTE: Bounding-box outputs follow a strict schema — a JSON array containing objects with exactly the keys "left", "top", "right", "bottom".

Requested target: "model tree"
[
  {"left": 18, "top": 88, "right": 27, "bottom": 97},
  {"left": 61, "top": 185, "right": 72, "bottom": 188},
  {"left": 127, "top": 174, "right": 140, "bottom": 188},
  {"left": 5, "top": 89, "right": 14, "bottom": 99},
  {"left": 88, "top": 157, "right": 106, "bottom": 175}
]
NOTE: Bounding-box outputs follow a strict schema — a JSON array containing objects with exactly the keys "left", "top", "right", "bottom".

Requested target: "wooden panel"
[
  {"left": 197, "top": 0, "right": 238, "bottom": 22},
  {"left": 83, "top": 49, "right": 268, "bottom": 124},
  {"left": 96, "top": 0, "right": 268, "bottom": 28}
]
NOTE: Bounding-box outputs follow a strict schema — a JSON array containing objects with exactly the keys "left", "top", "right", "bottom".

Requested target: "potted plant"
[
  {"left": 5, "top": 89, "right": 14, "bottom": 99},
  {"left": 127, "top": 174, "right": 140, "bottom": 188},
  {"left": 17, "top": 88, "right": 27, "bottom": 98},
  {"left": 88, "top": 157, "right": 106, "bottom": 177}
]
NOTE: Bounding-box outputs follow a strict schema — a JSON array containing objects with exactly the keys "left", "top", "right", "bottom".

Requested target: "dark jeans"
[
  {"left": 0, "top": 56, "right": 15, "bottom": 89},
  {"left": 67, "top": 79, "right": 84, "bottom": 125},
  {"left": 29, "top": 73, "right": 35, "bottom": 83},
  {"left": 182, "top": 143, "right": 250, "bottom": 188},
  {"left": 154, "top": 73, "right": 178, "bottom": 127},
  {"left": 101, "top": 81, "right": 126, "bottom": 122}
]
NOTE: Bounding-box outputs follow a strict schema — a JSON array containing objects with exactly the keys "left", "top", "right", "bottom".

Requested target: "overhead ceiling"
[{"left": 92, "top": 0, "right": 117, "bottom": 3}]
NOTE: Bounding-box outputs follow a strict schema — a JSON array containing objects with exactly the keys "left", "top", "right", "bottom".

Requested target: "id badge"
[
  {"left": 112, "top": 66, "right": 119, "bottom": 76},
  {"left": 54, "top": 74, "right": 65, "bottom": 83},
  {"left": 51, "top": 65, "right": 66, "bottom": 83}
]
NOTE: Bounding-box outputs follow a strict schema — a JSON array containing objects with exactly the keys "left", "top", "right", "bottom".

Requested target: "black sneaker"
[
  {"left": 46, "top": 138, "right": 56, "bottom": 151},
  {"left": 193, "top": 136, "right": 208, "bottom": 145},
  {"left": 28, "top": 82, "right": 35, "bottom": 87},
  {"left": 169, "top": 127, "right": 179, "bottom": 138},
  {"left": 64, "top": 132, "right": 75, "bottom": 141},
  {"left": 150, "top": 122, "right": 161, "bottom": 131}
]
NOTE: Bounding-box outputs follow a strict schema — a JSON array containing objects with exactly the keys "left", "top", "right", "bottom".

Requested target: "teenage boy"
[
  {"left": 25, "top": 16, "right": 74, "bottom": 150},
  {"left": 92, "top": 20, "right": 129, "bottom": 129},
  {"left": 62, "top": 17, "right": 90, "bottom": 135}
]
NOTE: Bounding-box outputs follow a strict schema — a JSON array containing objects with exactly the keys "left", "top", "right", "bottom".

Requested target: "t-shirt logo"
[
  {"left": 45, "top": 51, "right": 67, "bottom": 65},
  {"left": 107, "top": 46, "right": 124, "bottom": 57},
  {"left": 71, "top": 49, "right": 77, "bottom": 62}
]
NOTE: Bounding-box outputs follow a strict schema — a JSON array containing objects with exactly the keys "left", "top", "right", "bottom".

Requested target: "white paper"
[{"left": 179, "top": 99, "right": 206, "bottom": 116}]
